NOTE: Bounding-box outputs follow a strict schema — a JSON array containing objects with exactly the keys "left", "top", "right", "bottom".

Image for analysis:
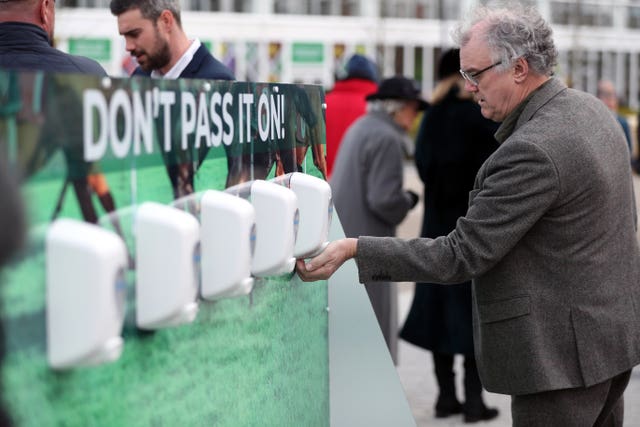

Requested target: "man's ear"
[
  {"left": 39, "top": 0, "right": 54, "bottom": 41},
  {"left": 40, "top": 0, "right": 50, "bottom": 25},
  {"left": 157, "top": 10, "right": 175, "bottom": 33},
  {"left": 513, "top": 57, "right": 529, "bottom": 83}
]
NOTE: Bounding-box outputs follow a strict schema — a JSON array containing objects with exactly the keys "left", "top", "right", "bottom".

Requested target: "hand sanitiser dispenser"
[
  {"left": 135, "top": 202, "right": 200, "bottom": 330},
  {"left": 227, "top": 180, "right": 298, "bottom": 277},
  {"left": 277, "top": 172, "right": 333, "bottom": 258},
  {"left": 200, "top": 190, "right": 255, "bottom": 300},
  {"left": 46, "top": 218, "right": 128, "bottom": 370}
]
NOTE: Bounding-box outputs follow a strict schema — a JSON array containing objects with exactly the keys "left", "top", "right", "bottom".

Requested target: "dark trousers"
[
  {"left": 433, "top": 352, "right": 483, "bottom": 406},
  {"left": 511, "top": 370, "right": 631, "bottom": 427}
]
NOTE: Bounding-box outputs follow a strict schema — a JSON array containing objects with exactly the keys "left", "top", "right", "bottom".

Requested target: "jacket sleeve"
[{"left": 356, "top": 139, "right": 560, "bottom": 284}]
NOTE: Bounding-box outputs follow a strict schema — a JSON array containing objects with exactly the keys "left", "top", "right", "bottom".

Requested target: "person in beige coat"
[{"left": 297, "top": 4, "right": 640, "bottom": 426}]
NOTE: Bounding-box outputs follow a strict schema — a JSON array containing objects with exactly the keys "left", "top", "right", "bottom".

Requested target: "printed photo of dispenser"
[
  {"left": 135, "top": 202, "right": 200, "bottom": 330},
  {"left": 46, "top": 218, "right": 128, "bottom": 370},
  {"left": 200, "top": 190, "right": 256, "bottom": 300},
  {"left": 273, "top": 172, "right": 333, "bottom": 258}
]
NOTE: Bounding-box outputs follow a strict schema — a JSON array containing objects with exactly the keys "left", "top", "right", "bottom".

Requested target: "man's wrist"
[{"left": 346, "top": 238, "right": 358, "bottom": 259}]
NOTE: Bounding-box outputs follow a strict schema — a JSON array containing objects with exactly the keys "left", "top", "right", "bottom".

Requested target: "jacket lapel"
[{"left": 179, "top": 45, "right": 205, "bottom": 78}]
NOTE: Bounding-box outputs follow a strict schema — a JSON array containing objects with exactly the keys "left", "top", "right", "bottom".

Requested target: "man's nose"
[
  {"left": 125, "top": 38, "right": 136, "bottom": 53},
  {"left": 463, "top": 80, "right": 478, "bottom": 92}
]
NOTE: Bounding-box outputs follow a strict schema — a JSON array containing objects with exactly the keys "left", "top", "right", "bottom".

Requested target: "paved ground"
[{"left": 394, "top": 162, "right": 640, "bottom": 426}]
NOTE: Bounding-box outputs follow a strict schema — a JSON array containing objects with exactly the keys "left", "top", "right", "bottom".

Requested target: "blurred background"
[{"left": 52, "top": 0, "right": 640, "bottom": 154}]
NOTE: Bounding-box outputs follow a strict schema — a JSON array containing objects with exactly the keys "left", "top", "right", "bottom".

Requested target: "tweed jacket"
[{"left": 356, "top": 78, "right": 640, "bottom": 395}]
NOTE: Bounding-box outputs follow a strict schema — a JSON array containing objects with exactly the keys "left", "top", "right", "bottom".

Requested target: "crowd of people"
[{"left": 2, "top": 0, "right": 640, "bottom": 426}]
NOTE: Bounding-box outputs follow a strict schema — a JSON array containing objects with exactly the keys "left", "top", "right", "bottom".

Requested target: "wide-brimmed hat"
[{"left": 365, "top": 76, "right": 428, "bottom": 110}]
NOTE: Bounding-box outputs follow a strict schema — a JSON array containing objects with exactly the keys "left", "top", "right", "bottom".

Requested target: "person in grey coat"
[
  {"left": 330, "top": 76, "right": 426, "bottom": 364},
  {"left": 298, "top": 4, "right": 640, "bottom": 426}
]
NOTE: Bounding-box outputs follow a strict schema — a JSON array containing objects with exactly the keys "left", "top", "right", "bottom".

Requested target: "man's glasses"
[{"left": 459, "top": 61, "right": 502, "bottom": 86}]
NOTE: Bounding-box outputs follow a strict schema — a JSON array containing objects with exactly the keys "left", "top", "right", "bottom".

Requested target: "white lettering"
[
  {"left": 109, "top": 89, "right": 132, "bottom": 158},
  {"left": 133, "top": 90, "right": 153, "bottom": 155},
  {"left": 181, "top": 92, "right": 196, "bottom": 150},
  {"left": 158, "top": 91, "right": 176, "bottom": 152},
  {"left": 222, "top": 92, "right": 234, "bottom": 146},
  {"left": 242, "top": 93, "right": 254, "bottom": 143},
  {"left": 257, "top": 93, "right": 269, "bottom": 142},
  {"left": 195, "top": 92, "right": 211, "bottom": 149},
  {"left": 210, "top": 92, "right": 222, "bottom": 147},
  {"left": 83, "top": 89, "right": 108, "bottom": 161}
]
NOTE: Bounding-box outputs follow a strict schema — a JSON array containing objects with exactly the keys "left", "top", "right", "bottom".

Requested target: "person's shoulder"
[
  {"left": 40, "top": 48, "right": 107, "bottom": 76},
  {"left": 65, "top": 54, "right": 108, "bottom": 77},
  {"left": 0, "top": 22, "right": 106, "bottom": 76},
  {"left": 354, "top": 113, "right": 399, "bottom": 139},
  {"left": 190, "top": 44, "right": 235, "bottom": 80}
]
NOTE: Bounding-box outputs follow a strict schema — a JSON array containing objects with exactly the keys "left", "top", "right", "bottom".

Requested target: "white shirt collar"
[{"left": 151, "top": 38, "right": 202, "bottom": 79}]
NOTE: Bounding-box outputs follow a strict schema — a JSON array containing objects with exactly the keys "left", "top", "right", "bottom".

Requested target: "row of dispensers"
[{"left": 45, "top": 172, "right": 333, "bottom": 370}]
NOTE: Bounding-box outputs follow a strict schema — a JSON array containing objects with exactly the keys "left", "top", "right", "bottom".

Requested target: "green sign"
[
  {"left": 292, "top": 42, "right": 324, "bottom": 63},
  {"left": 0, "top": 71, "right": 329, "bottom": 426},
  {"left": 68, "top": 38, "right": 112, "bottom": 62}
]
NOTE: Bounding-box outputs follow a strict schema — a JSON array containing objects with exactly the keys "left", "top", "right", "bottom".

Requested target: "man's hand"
[{"left": 295, "top": 238, "right": 358, "bottom": 281}]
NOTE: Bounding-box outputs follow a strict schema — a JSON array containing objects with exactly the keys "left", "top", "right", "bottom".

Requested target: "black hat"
[
  {"left": 365, "top": 76, "right": 428, "bottom": 110},
  {"left": 345, "top": 54, "right": 378, "bottom": 82}
]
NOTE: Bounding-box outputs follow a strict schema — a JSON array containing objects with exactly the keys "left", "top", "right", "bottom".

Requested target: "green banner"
[
  {"left": 292, "top": 42, "right": 324, "bottom": 63},
  {"left": 68, "top": 38, "right": 112, "bottom": 62},
  {"left": 0, "top": 70, "right": 329, "bottom": 426}
]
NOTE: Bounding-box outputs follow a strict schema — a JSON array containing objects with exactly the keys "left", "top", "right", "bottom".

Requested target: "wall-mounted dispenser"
[
  {"left": 135, "top": 202, "right": 200, "bottom": 330},
  {"left": 277, "top": 172, "right": 333, "bottom": 258},
  {"left": 226, "top": 180, "right": 298, "bottom": 277},
  {"left": 200, "top": 190, "right": 255, "bottom": 300},
  {"left": 46, "top": 218, "right": 128, "bottom": 370}
]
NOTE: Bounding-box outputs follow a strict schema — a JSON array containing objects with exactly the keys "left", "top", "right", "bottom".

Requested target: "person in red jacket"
[{"left": 325, "top": 54, "right": 378, "bottom": 178}]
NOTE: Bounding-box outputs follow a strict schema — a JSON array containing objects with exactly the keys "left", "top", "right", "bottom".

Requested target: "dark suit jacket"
[
  {"left": 0, "top": 22, "right": 106, "bottom": 76},
  {"left": 355, "top": 78, "right": 640, "bottom": 395},
  {"left": 132, "top": 43, "right": 234, "bottom": 80}
]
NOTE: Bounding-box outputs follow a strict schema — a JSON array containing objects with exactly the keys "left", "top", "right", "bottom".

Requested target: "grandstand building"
[{"left": 56, "top": 0, "right": 640, "bottom": 108}]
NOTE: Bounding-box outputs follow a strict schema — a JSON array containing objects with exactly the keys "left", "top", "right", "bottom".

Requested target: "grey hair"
[
  {"left": 452, "top": 2, "right": 557, "bottom": 76},
  {"left": 110, "top": 0, "right": 182, "bottom": 27},
  {"left": 366, "top": 99, "right": 408, "bottom": 115}
]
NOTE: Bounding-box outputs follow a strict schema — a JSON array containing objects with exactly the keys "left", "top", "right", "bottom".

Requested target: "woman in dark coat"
[{"left": 399, "top": 49, "right": 499, "bottom": 423}]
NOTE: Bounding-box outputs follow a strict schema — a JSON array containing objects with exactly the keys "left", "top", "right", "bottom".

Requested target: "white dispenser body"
[
  {"left": 135, "top": 202, "right": 200, "bottom": 330},
  {"left": 46, "top": 218, "right": 128, "bottom": 370},
  {"left": 287, "top": 172, "right": 333, "bottom": 258},
  {"left": 249, "top": 180, "right": 298, "bottom": 276},
  {"left": 200, "top": 190, "right": 255, "bottom": 300}
]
